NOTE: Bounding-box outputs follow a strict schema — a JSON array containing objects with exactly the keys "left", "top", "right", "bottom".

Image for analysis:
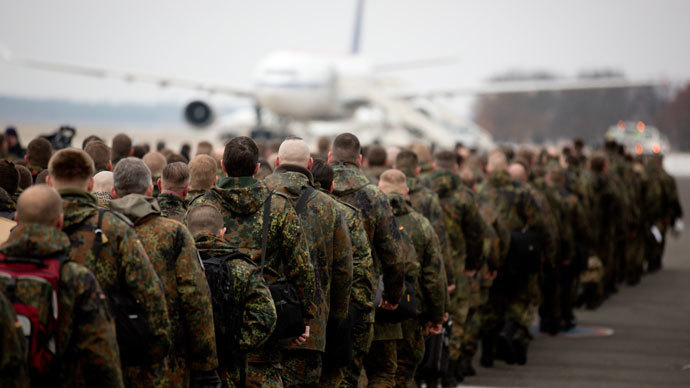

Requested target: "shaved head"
[
  {"left": 508, "top": 163, "right": 527, "bottom": 183},
  {"left": 277, "top": 137, "right": 311, "bottom": 167},
  {"left": 16, "top": 185, "right": 63, "bottom": 226},
  {"left": 142, "top": 152, "right": 167, "bottom": 176},
  {"left": 187, "top": 205, "right": 224, "bottom": 236},
  {"left": 378, "top": 169, "right": 408, "bottom": 195},
  {"left": 93, "top": 171, "right": 114, "bottom": 193},
  {"left": 487, "top": 150, "right": 507, "bottom": 173}
]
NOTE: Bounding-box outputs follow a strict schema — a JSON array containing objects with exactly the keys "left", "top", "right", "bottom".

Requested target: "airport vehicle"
[{"left": 606, "top": 120, "right": 670, "bottom": 155}]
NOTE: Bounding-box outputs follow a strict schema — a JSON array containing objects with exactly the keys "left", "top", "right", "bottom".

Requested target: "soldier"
[
  {"left": 378, "top": 170, "right": 446, "bottom": 388},
  {"left": 110, "top": 157, "right": 220, "bottom": 387},
  {"left": 14, "top": 164, "right": 32, "bottom": 202},
  {"left": 143, "top": 151, "right": 167, "bottom": 198},
  {"left": 427, "top": 149, "right": 484, "bottom": 385},
  {"left": 188, "top": 205, "right": 277, "bottom": 387},
  {"left": 363, "top": 145, "right": 388, "bottom": 185},
  {"left": 328, "top": 133, "right": 404, "bottom": 388},
  {"left": 84, "top": 140, "right": 113, "bottom": 173},
  {"left": 0, "top": 160, "right": 19, "bottom": 215},
  {"left": 24, "top": 137, "right": 53, "bottom": 181},
  {"left": 263, "top": 138, "right": 353, "bottom": 387},
  {"left": 1, "top": 185, "right": 123, "bottom": 387},
  {"left": 647, "top": 154, "right": 684, "bottom": 271},
  {"left": 92, "top": 171, "right": 114, "bottom": 208},
  {"left": 156, "top": 162, "right": 190, "bottom": 222},
  {"left": 310, "top": 158, "right": 376, "bottom": 388},
  {"left": 187, "top": 154, "right": 219, "bottom": 203},
  {"left": 0, "top": 289, "right": 29, "bottom": 388},
  {"left": 477, "top": 150, "right": 548, "bottom": 368},
  {"left": 111, "top": 133, "right": 133, "bottom": 166},
  {"left": 45, "top": 148, "right": 171, "bottom": 386},
  {"left": 189, "top": 136, "right": 316, "bottom": 388}
]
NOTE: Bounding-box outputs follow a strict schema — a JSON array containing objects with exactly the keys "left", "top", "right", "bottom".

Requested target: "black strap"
[
  {"left": 93, "top": 209, "right": 107, "bottom": 259},
  {"left": 259, "top": 193, "right": 272, "bottom": 276},
  {"left": 295, "top": 187, "right": 315, "bottom": 216}
]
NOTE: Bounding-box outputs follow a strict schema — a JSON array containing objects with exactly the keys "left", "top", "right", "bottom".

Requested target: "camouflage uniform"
[
  {"left": 265, "top": 165, "right": 353, "bottom": 387},
  {"left": 387, "top": 193, "right": 446, "bottom": 388},
  {"left": 0, "top": 187, "right": 16, "bottom": 215},
  {"left": 476, "top": 170, "right": 548, "bottom": 362},
  {"left": 317, "top": 187, "right": 375, "bottom": 388},
  {"left": 93, "top": 191, "right": 114, "bottom": 209},
  {"left": 194, "top": 232, "right": 278, "bottom": 388},
  {"left": 110, "top": 194, "right": 218, "bottom": 388},
  {"left": 0, "top": 223, "right": 124, "bottom": 388},
  {"left": 647, "top": 158, "right": 683, "bottom": 271},
  {"left": 58, "top": 189, "right": 171, "bottom": 387},
  {"left": 189, "top": 175, "right": 317, "bottom": 388},
  {"left": 185, "top": 189, "right": 208, "bottom": 206},
  {"left": 427, "top": 169, "right": 484, "bottom": 365},
  {"left": 0, "top": 288, "right": 29, "bottom": 388},
  {"left": 330, "top": 162, "right": 404, "bottom": 388},
  {"left": 157, "top": 193, "right": 188, "bottom": 223},
  {"left": 27, "top": 163, "right": 43, "bottom": 183},
  {"left": 363, "top": 165, "right": 388, "bottom": 185}
]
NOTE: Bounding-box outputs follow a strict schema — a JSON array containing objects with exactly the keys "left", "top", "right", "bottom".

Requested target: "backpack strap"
[
  {"left": 92, "top": 208, "right": 107, "bottom": 259},
  {"left": 259, "top": 192, "right": 273, "bottom": 276},
  {"left": 295, "top": 187, "right": 315, "bottom": 216}
]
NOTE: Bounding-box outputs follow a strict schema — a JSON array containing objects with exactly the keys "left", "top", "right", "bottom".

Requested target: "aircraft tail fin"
[{"left": 351, "top": 0, "right": 365, "bottom": 54}]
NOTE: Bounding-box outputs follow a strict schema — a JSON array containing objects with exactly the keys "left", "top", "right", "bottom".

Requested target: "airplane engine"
[{"left": 184, "top": 100, "right": 214, "bottom": 128}]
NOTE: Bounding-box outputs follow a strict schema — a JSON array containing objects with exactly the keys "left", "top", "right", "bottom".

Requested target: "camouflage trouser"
[
  {"left": 364, "top": 340, "right": 397, "bottom": 388},
  {"left": 246, "top": 362, "right": 283, "bottom": 388},
  {"left": 521, "top": 274, "right": 541, "bottom": 330},
  {"left": 281, "top": 349, "right": 323, "bottom": 388},
  {"left": 559, "top": 263, "right": 578, "bottom": 323},
  {"left": 645, "top": 224, "right": 666, "bottom": 270},
  {"left": 394, "top": 319, "right": 425, "bottom": 388},
  {"left": 484, "top": 274, "right": 533, "bottom": 334},
  {"left": 336, "top": 323, "right": 374, "bottom": 388},
  {"left": 448, "top": 274, "right": 472, "bottom": 361},
  {"left": 538, "top": 263, "right": 561, "bottom": 330},
  {"left": 124, "top": 360, "right": 169, "bottom": 388},
  {"left": 625, "top": 232, "right": 645, "bottom": 283},
  {"left": 461, "top": 276, "right": 482, "bottom": 359}
]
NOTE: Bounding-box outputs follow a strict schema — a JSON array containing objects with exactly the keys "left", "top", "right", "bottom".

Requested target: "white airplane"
[{"left": 1, "top": 0, "right": 664, "bottom": 148}]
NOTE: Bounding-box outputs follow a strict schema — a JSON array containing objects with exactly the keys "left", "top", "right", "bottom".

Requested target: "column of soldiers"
[{"left": 0, "top": 128, "right": 683, "bottom": 388}]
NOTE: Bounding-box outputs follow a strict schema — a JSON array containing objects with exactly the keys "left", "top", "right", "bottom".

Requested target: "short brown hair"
[
  {"left": 16, "top": 184, "right": 63, "bottom": 226},
  {"left": 27, "top": 137, "right": 53, "bottom": 168},
  {"left": 189, "top": 155, "right": 218, "bottom": 190},
  {"left": 111, "top": 133, "right": 132, "bottom": 162},
  {"left": 186, "top": 205, "right": 224, "bottom": 236},
  {"left": 589, "top": 152, "right": 607, "bottom": 173},
  {"left": 311, "top": 158, "right": 334, "bottom": 190},
  {"left": 331, "top": 133, "right": 360, "bottom": 164},
  {"left": 434, "top": 149, "right": 457, "bottom": 170},
  {"left": 84, "top": 141, "right": 111, "bottom": 172},
  {"left": 367, "top": 145, "right": 387, "bottom": 167},
  {"left": 35, "top": 170, "right": 49, "bottom": 185},
  {"left": 166, "top": 153, "right": 188, "bottom": 164},
  {"left": 15, "top": 165, "right": 32, "bottom": 190},
  {"left": 161, "top": 162, "right": 190, "bottom": 191},
  {"left": 395, "top": 149, "right": 418, "bottom": 172},
  {"left": 196, "top": 141, "right": 213, "bottom": 156},
  {"left": 48, "top": 148, "right": 95, "bottom": 183},
  {"left": 81, "top": 135, "right": 104, "bottom": 149},
  {"left": 223, "top": 136, "right": 259, "bottom": 177},
  {"left": 0, "top": 160, "right": 19, "bottom": 195},
  {"left": 142, "top": 152, "right": 167, "bottom": 176}
]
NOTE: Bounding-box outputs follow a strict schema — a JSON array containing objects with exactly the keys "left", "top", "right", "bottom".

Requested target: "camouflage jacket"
[
  {"left": 0, "top": 187, "right": 16, "bottom": 213},
  {"left": 188, "top": 176, "right": 316, "bottom": 321},
  {"left": 578, "top": 170, "right": 619, "bottom": 254},
  {"left": 478, "top": 200, "right": 509, "bottom": 271},
  {"left": 427, "top": 169, "right": 485, "bottom": 274},
  {"left": 533, "top": 178, "right": 571, "bottom": 267},
  {"left": 318, "top": 187, "right": 376, "bottom": 323},
  {"left": 110, "top": 194, "right": 218, "bottom": 386},
  {"left": 0, "top": 223, "right": 124, "bottom": 388},
  {"left": 0, "top": 288, "right": 29, "bottom": 388},
  {"left": 185, "top": 189, "right": 208, "bottom": 207},
  {"left": 194, "top": 232, "right": 276, "bottom": 387},
  {"left": 387, "top": 193, "right": 446, "bottom": 324},
  {"left": 58, "top": 189, "right": 171, "bottom": 368},
  {"left": 157, "top": 193, "right": 188, "bottom": 223},
  {"left": 27, "top": 163, "right": 43, "bottom": 182},
  {"left": 331, "top": 162, "right": 404, "bottom": 306},
  {"left": 264, "top": 165, "right": 353, "bottom": 352},
  {"left": 404, "top": 172, "right": 455, "bottom": 288},
  {"left": 363, "top": 165, "right": 388, "bottom": 185},
  {"left": 93, "top": 191, "right": 114, "bottom": 209}
]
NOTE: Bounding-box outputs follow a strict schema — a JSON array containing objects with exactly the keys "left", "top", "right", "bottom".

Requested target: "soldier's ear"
[
  {"left": 86, "top": 177, "right": 94, "bottom": 193},
  {"left": 145, "top": 185, "right": 154, "bottom": 197},
  {"left": 219, "top": 227, "right": 227, "bottom": 238},
  {"left": 252, "top": 163, "right": 260, "bottom": 178},
  {"left": 213, "top": 176, "right": 218, "bottom": 186},
  {"left": 307, "top": 157, "right": 313, "bottom": 170},
  {"left": 110, "top": 188, "right": 119, "bottom": 199},
  {"left": 107, "top": 160, "right": 113, "bottom": 171},
  {"left": 357, "top": 154, "right": 363, "bottom": 167},
  {"left": 274, "top": 156, "right": 281, "bottom": 168},
  {"left": 329, "top": 182, "right": 334, "bottom": 194},
  {"left": 157, "top": 178, "right": 162, "bottom": 192},
  {"left": 327, "top": 152, "right": 332, "bottom": 163},
  {"left": 415, "top": 166, "right": 421, "bottom": 176},
  {"left": 221, "top": 160, "right": 228, "bottom": 174},
  {"left": 55, "top": 213, "right": 64, "bottom": 230},
  {"left": 46, "top": 174, "right": 54, "bottom": 188}
]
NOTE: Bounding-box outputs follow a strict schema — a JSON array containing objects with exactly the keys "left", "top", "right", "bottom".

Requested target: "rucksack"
[
  {"left": 201, "top": 251, "right": 251, "bottom": 364},
  {"left": 0, "top": 254, "right": 69, "bottom": 379},
  {"left": 64, "top": 207, "right": 154, "bottom": 366}
]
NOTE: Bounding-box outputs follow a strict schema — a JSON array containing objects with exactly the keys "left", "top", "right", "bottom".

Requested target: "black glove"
[{"left": 190, "top": 370, "right": 222, "bottom": 388}]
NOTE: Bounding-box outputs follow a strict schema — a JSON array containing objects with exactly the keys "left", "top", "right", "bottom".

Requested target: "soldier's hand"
[
  {"left": 291, "top": 325, "right": 310, "bottom": 346},
  {"left": 463, "top": 269, "right": 477, "bottom": 277},
  {"left": 378, "top": 300, "right": 398, "bottom": 310},
  {"left": 483, "top": 270, "right": 497, "bottom": 280},
  {"left": 448, "top": 284, "right": 456, "bottom": 293},
  {"left": 426, "top": 322, "right": 442, "bottom": 335}
]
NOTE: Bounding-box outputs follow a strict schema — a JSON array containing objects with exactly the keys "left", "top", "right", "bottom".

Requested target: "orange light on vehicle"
[
  {"left": 635, "top": 144, "right": 644, "bottom": 155},
  {"left": 617, "top": 120, "right": 627, "bottom": 131},
  {"left": 652, "top": 142, "right": 661, "bottom": 154},
  {"left": 636, "top": 121, "right": 645, "bottom": 133}
]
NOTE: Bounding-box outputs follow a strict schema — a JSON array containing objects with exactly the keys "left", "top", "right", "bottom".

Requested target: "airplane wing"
[
  {"left": 340, "top": 78, "right": 458, "bottom": 145},
  {"left": 2, "top": 52, "right": 254, "bottom": 98},
  {"left": 396, "top": 78, "right": 665, "bottom": 99}
]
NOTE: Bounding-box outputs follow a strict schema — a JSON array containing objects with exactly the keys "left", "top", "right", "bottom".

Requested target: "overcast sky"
[{"left": 1, "top": 0, "right": 689, "bottom": 113}]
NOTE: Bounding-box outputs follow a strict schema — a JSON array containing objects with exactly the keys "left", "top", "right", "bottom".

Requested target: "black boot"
[
  {"left": 441, "top": 359, "right": 459, "bottom": 387},
  {"left": 512, "top": 325, "right": 529, "bottom": 366},
  {"left": 480, "top": 335, "right": 495, "bottom": 368},
  {"left": 460, "top": 357, "right": 476, "bottom": 377},
  {"left": 496, "top": 321, "right": 517, "bottom": 365}
]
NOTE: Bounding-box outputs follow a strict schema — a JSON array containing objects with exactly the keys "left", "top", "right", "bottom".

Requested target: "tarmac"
[{"left": 461, "top": 176, "right": 690, "bottom": 388}]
